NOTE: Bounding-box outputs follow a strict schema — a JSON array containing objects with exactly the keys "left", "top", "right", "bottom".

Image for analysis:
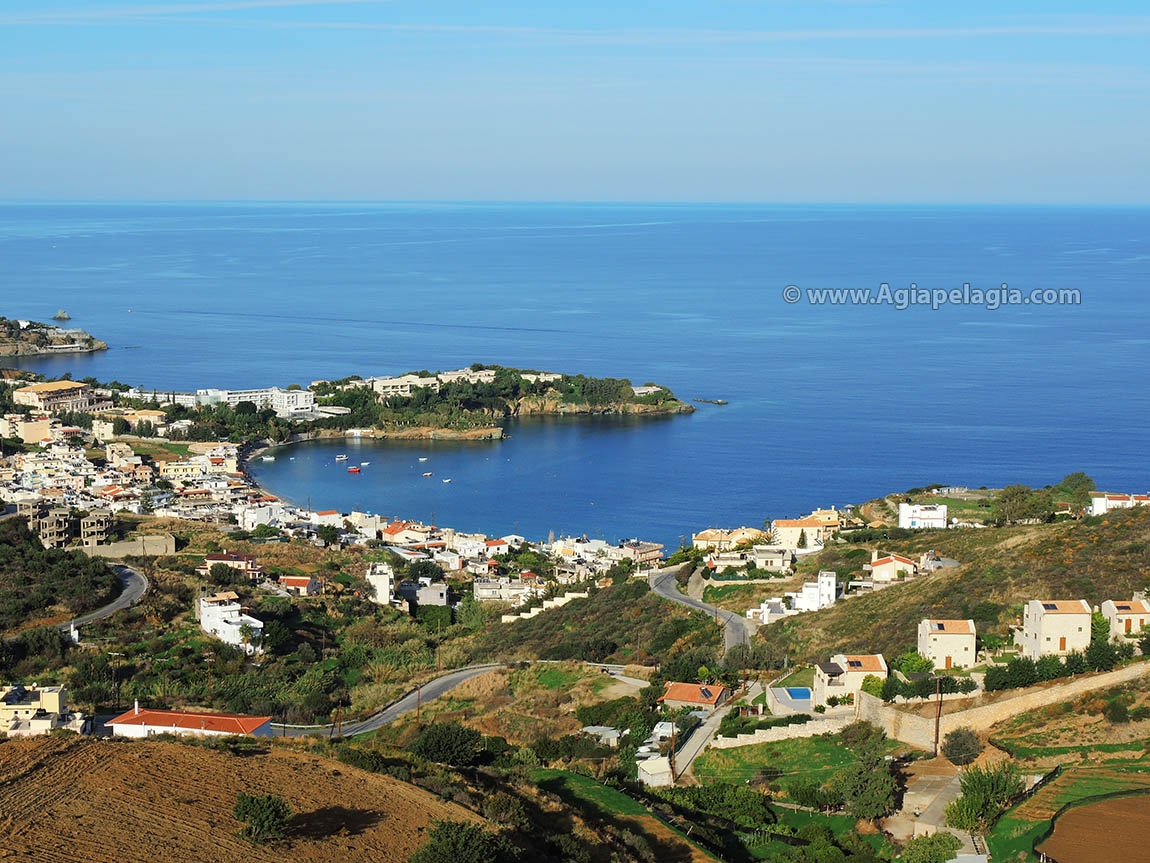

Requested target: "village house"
[
  {"left": 618, "top": 540, "right": 664, "bottom": 566},
  {"left": 917, "top": 619, "right": 977, "bottom": 670},
  {"left": 656, "top": 681, "right": 729, "bottom": 712},
  {"left": 13, "top": 380, "right": 94, "bottom": 413},
  {"left": 278, "top": 574, "right": 319, "bottom": 596},
  {"left": 1088, "top": 492, "right": 1150, "bottom": 516},
  {"left": 786, "top": 570, "right": 839, "bottom": 613},
  {"left": 863, "top": 550, "right": 919, "bottom": 583},
  {"left": 397, "top": 578, "right": 450, "bottom": 608},
  {"left": 750, "top": 545, "right": 793, "bottom": 572},
  {"left": 364, "top": 561, "right": 396, "bottom": 605},
  {"left": 691, "top": 526, "right": 768, "bottom": 551},
  {"left": 106, "top": 702, "right": 273, "bottom": 738},
  {"left": 198, "top": 591, "right": 263, "bottom": 654},
  {"left": 473, "top": 577, "right": 536, "bottom": 605},
  {"left": 196, "top": 550, "right": 264, "bottom": 582},
  {"left": 813, "top": 654, "right": 888, "bottom": 706},
  {"left": 1020, "top": 599, "right": 1092, "bottom": 660},
  {"left": 159, "top": 459, "right": 206, "bottom": 480},
  {"left": 1101, "top": 598, "right": 1150, "bottom": 640},
  {"left": 897, "top": 503, "right": 948, "bottom": 529},
  {"left": 771, "top": 516, "right": 832, "bottom": 549},
  {"left": 1, "top": 684, "right": 87, "bottom": 737}
]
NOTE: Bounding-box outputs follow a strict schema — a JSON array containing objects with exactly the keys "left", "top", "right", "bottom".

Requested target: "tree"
[
  {"left": 941, "top": 727, "right": 982, "bottom": 766},
  {"left": 416, "top": 604, "right": 452, "bottom": 631},
  {"left": 409, "top": 820, "right": 520, "bottom": 863},
  {"left": 944, "top": 763, "right": 1024, "bottom": 831},
  {"left": 410, "top": 722, "right": 484, "bottom": 766},
  {"left": 112, "top": 416, "right": 131, "bottom": 436},
  {"left": 860, "top": 674, "right": 885, "bottom": 699},
  {"left": 1035, "top": 654, "right": 1065, "bottom": 681},
  {"left": 894, "top": 650, "right": 935, "bottom": 675},
  {"left": 1085, "top": 638, "right": 1118, "bottom": 672},
  {"left": 235, "top": 400, "right": 257, "bottom": 415},
  {"left": 408, "top": 560, "right": 445, "bottom": 582},
  {"left": 1057, "top": 472, "right": 1095, "bottom": 506},
  {"left": 899, "top": 832, "right": 962, "bottom": 863},
  {"left": 315, "top": 524, "right": 340, "bottom": 546},
  {"left": 830, "top": 735, "right": 897, "bottom": 821},
  {"left": 1091, "top": 611, "right": 1111, "bottom": 644},
  {"left": 797, "top": 529, "right": 808, "bottom": 549},
  {"left": 209, "top": 562, "right": 243, "bottom": 586},
  {"left": 233, "top": 792, "right": 291, "bottom": 844}
]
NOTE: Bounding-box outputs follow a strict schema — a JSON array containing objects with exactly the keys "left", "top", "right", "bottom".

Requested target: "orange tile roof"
[
  {"left": 1109, "top": 600, "right": 1150, "bottom": 614},
  {"left": 1035, "top": 600, "right": 1091, "bottom": 615},
  {"left": 657, "top": 682, "right": 727, "bottom": 706},
  {"left": 17, "top": 380, "right": 89, "bottom": 394},
  {"left": 924, "top": 619, "right": 976, "bottom": 634},
  {"left": 279, "top": 576, "right": 314, "bottom": 586},
  {"left": 107, "top": 707, "right": 270, "bottom": 735},
  {"left": 773, "top": 517, "right": 824, "bottom": 528},
  {"left": 871, "top": 554, "right": 916, "bottom": 568},
  {"left": 839, "top": 654, "right": 886, "bottom": 673}
]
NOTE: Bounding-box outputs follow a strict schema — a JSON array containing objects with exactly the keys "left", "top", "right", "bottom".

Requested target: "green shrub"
[
  {"left": 233, "top": 792, "right": 292, "bottom": 844},
  {"left": 941, "top": 727, "right": 982, "bottom": 766},
  {"left": 410, "top": 820, "right": 520, "bottom": 863},
  {"left": 410, "top": 722, "right": 484, "bottom": 766}
]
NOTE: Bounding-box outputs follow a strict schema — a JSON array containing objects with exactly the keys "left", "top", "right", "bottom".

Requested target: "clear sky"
[{"left": 1, "top": 1, "right": 1148, "bottom": 202}]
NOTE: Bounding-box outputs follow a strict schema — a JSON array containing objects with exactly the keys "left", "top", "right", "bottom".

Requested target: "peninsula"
[{"left": 0, "top": 316, "right": 108, "bottom": 357}]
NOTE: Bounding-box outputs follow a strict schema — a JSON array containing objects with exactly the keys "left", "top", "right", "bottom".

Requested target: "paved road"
[
  {"left": 648, "top": 567, "right": 757, "bottom": 655},
  {"left": 4, "top": 564, "right": 149, "bottom": 643},
  {"left": 274, "top": 663, "right": 505, "bottom": 738}
]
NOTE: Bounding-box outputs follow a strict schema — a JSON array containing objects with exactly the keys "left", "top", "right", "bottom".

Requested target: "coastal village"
[{"left": 2, "top": 365, "right": 1150, "bottom": 863}]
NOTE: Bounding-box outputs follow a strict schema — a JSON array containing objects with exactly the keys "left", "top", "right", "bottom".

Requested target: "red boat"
[{"left": 347, "top": 466, "right": 360, "bottom": 473}]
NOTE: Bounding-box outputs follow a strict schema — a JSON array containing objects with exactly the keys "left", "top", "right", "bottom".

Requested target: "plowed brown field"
[
  {"left": 1037, "top": 795, "right": 1150, "bottom": 863},
  {"left": 0, "top": 736, "right": 483, "bottom": 863}
]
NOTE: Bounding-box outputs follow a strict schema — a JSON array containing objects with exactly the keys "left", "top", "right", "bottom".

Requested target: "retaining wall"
[
  {"left": 709, "top": 716, "right": 852, "bottom": 749},
  {"left": 85, "top": 534, "right": 176, "bottom": 559}
]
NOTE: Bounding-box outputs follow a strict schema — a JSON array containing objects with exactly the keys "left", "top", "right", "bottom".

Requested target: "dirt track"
[
  {"left": 1037, "top": 795, "right": 1150, "bottom": 863},
  {"left": 0, "top": 736, "right": 481, "bottom": 862}
]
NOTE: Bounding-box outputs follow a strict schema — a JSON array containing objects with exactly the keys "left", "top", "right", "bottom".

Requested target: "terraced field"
[{"left": 0, "top": 736, "right": 482, "bottom": 863}]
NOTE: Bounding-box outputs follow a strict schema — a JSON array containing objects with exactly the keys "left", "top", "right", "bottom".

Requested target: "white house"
[
  {"left": 198, "top": 592, "right": 263, "bottom": 654},
  {"left": 897, "top": 503, "right": 948, "bottom": 529},
  {"left": 746, "top": 596, "right": 791, "bottom": 624},
  {"left": 1089, "top": 492, "right": 1150, "bottom": 516},
  {"left": 917, "top": 619, "right": 977, "bottom": 670},
  {"left": 812, "top": 654, "right": 888, "bottom": 706},
  {"left": 365, "top": 561, "right": 396, "bottom": 605},
  {"left": 786, "top": 570, "right": 838, "bottom": 613},
  {"left": 107, "top": 702, "right": 273, "bottom": 738},
  {"left": 1101, "top": 599, "right": 1150, "bottom": 640},
  {"left": 864, "top": 550, "right": 919, "bottom": 583},
  {"left": 1020, "top": 600, "right": 1091, "bottom": 660}
]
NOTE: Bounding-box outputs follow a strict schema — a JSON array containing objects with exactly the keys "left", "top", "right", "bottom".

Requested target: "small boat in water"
[
  {"left": 418, "top": 457, "right": 429, "bottom": 462},
  {"left": 261, "top": 455, "right": 275, "bottom": 462},
  {"left": 347, "top": 466, "right": 361, "bottom": 473},
  {"left": 360, "top": 461, "right": 371, "bottom": 466},
  {"left": 422, "top": 472, "right": 433, "bottom": 477},
  {"left": 335, "top": 454, "right": 348, "bottom": 461},
  {"left": 442, "top": 478, "right": 452, "bottom": 483}
]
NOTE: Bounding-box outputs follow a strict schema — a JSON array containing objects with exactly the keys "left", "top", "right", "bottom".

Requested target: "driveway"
[{"left": 648, "top": 566, "right": 757, "bottom": 655}]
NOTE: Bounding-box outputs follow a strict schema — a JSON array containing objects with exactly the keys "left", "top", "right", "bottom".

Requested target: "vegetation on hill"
[
  {"left": 0, "top": 518, "right": 119, "bottom": 639},
  {"left": 764, "top": 507, "right": 1150, "bottom": 661},
  {"left": 0, "top": 315, "right": 107, "bottom": 355}
]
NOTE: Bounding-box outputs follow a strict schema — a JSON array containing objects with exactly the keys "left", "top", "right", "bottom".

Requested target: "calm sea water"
[{"left": 3, "top": 203, "right": 1148, "bottom": 546}]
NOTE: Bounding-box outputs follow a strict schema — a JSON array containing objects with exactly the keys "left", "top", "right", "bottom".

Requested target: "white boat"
[
  {"left": 422, "top": 472, "right": 433, "bottom": 477},
  {"left": 442, "top": 478, "right": 452, "bottom": 483},
  {"left": 260, "top": 455, "right": 275, "bottom": 462},
  {"left": 418, "top": 457, "right": 429, "bottom": 462},
  {"left": 360, "top": 461, "right": 370, "bottom": 466},
  {"left": 335, "top": 454, "right": 348, "bottom": 461}
]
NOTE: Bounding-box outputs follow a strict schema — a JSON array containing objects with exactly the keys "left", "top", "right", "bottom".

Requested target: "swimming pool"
[{"left": 785, "top": 687, "right": 812, "bottom": 700}]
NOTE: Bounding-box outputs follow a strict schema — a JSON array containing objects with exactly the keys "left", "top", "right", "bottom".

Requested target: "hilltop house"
[
  {"left": 278, "top": 574, "right": 319, "bottom": 597},
  {"left": 196, "top": 550, "right": 264, "bottom": 582},
  {"left": 897, "top": 503, "right": 948, "bottom": 529},
  {"left": 691, "top": 526, "right": 768, "bottom": 551},
  {"left": 1101, "top": 598, "right": 1150, "bottom": 640},
  {"left": 813, "top": 654, "right": 887, "bottom": 706},
  {"left": 1020, "top": 600, "right": 1091, "bottom": 660},
  {"left": 917, "top": 619, "right": 977, "bottom": 670},
  {"left": 864, "top": 550, "right": 919, "bottom": 583},
  {"left": 198, "top": 592, "right": 263, "bottom": 654},
  {"left": 1089, "top": 492, "right": 1150, "bottom": 516},
  {"left": 771, "top": 517, "right": 833, "bottom": 549},
  {"left": 656, "top": 682, "right": 729, "bottom": 712},
  {"left": 365, "top": 561, "right": 396, "bottom": 605},
  {"left": 107, "top": 702, "right": 272, "bottom": 738},
  {"left": 786, "top": 570, "right": 839, "bottom": 613}
]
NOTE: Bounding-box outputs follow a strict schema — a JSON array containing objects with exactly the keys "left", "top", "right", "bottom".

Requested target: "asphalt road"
[
  {"left": 4, "top": 564, "right": 149, "bottom": 643},
  {"left": 648, "top": 567, "right": 756, "bottom": 655},
  {"left": 274, "top": 663, "right": 505, "bottom": 738}
]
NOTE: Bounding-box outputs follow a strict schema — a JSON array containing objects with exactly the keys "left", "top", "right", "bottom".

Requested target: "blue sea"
[{"left": 3, "top": 203, "right": 1148, "bottom": 547}]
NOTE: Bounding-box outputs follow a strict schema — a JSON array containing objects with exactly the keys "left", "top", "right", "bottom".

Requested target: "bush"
[
  {"left": 941, "top": 727, "right": 982, "bottom": 766},
  {"left": 1035, "top": 654, "right": 1065, "bottom": 681},
  {"left": 944, "top": 763, "right": 1023, "bottom": 831},
  {"left": 1104, "top": 700, "right": 1130, "bottom": 724},
  {"left": 1064, "top": 650, "right": 1087, "bottom": 675},
  {"left": 410, "top": 820, "right": 520, "bottom": 863},
  {"left": 233, "top": 792, "right": 292, "bottom": 844},
  {"left": 899, "top": 832, "right": 962, "bottom": 863},
  {"left": 410, "top": 722, "right": 484, "bottom": 766},
  {"left": 1086, "top": 640, "right": 1119, "bottom": 672}
]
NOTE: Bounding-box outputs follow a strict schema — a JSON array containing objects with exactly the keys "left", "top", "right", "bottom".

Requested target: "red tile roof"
[
  {"left": 657, "top": 682, "right": 727, "bottom": 706},
  {"left": 107, "top": 707, "right": 270, "bottom": 735}
]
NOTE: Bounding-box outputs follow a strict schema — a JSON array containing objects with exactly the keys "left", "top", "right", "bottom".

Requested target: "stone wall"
[
  {"left": 709, "top": 716, "right": 852, "bottom": 749},
  {"left": 858, "top": 661, "right": 1150, "bottom": 749},
  {"left": 500, "top": 591, "right": 590, "bottom": 623},
  {"left": 84, "top": 533, "right": 176, "bottom": 559}
]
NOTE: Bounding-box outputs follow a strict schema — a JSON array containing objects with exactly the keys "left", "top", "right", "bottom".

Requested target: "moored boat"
[{"left": 347, "top": 466, "right": 360, "bottom": 473}]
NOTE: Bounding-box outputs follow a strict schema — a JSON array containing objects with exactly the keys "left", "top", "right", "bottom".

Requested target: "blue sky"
[{"left": 1, "top": 2, "right": 1148, "bottom": 202}]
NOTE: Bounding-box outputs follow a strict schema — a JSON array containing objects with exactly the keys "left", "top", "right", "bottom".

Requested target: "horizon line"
[{"left": 2, "top": 198, "right": 1150, "bottom": 208}]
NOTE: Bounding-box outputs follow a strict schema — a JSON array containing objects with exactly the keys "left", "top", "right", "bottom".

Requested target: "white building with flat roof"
[
  {"left": 898, "top": 503, "right": 948, "bottom": 529},
  {"left": 1020, "top": 600, "right": 1091, "bottom": 660},
  {"left": 917, "top": 619, "right": 977, "bottom": 670},
  {"left": 198, "top": 592, "right": 263, "bottom": 654},
  {"left": 786, "top": 570, "right": 838, "bottom": 613}
]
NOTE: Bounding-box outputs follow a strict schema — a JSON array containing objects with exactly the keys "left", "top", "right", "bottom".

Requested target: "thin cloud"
[{"left": 3, "top": 0, "right": 390, "bottom": 23}]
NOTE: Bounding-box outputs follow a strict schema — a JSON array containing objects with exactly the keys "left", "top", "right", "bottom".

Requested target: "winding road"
[
  {"left": 648, "top": 566, "right": 757, "bottom": 655},
  {"left": 4, "top": 564, "right": 149, "bottom": 643}
]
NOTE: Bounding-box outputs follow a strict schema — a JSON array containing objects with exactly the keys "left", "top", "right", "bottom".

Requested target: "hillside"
[
  {"left": 0, "top": 316, "right": 107, "bottom": 356},
  {"left": 0, "top": 736, "right": 482, "bottom": 863},
  {"left": 763, "top": 507, "right": 1150, "bottom": 661}
]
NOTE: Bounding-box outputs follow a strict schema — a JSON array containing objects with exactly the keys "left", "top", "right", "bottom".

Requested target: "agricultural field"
[
  {"left": 1037, "top": 794, "right": 1150, "bottom": 863},
  {"left": 692, "top": 731, "right": 903, "bottom": 790},
  {"left": 0, "top": 735, "right": 482, "bottom": 863}
]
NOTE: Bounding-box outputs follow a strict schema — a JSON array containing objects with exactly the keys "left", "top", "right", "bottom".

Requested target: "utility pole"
[
  {"left": 436, "top": 620, "right": 442, "bottom": 672},
  {"left": 109, "top": 652, "right": 124, "bottom": 711},
  {"left": 933, "top": 676, "right": 943, "bottom": 756},
  {"left": 670, "top": 723, "right": 677, "bottom": 784}
]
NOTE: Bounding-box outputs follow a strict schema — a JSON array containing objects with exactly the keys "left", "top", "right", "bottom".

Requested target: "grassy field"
[
  {"left": 701, "top": 582, "right": 787, "bottom": 613},
  {"left": 125, "top": 440, "right": 194, "bottom": 461},
  {"left": 775, "top": 667, "right": 815, "bottom": 688},
  {"left": 531, "top": 769, "right": 649, "bottom": 816},
  {"left": 693, "top": 733, "right": 902, "bottom": 788}
]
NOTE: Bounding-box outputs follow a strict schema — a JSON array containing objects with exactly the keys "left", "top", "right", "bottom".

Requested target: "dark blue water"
[{"left": 3, "top": 203, "right": 1148, "bottom": 546}]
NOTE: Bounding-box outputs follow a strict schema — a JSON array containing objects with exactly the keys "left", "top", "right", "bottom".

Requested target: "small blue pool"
[{"left": 785, "top": 687, "right": 812, "bottom": 700}]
